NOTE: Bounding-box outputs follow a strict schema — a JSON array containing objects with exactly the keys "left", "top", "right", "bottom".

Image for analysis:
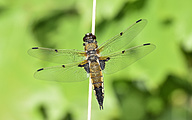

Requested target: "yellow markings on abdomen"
[
  {"left": 89, "top": 61, "right": 103, "bottom": 87},
  {"left": 89, "top": 61, "right": 104, "bottom": 109}
]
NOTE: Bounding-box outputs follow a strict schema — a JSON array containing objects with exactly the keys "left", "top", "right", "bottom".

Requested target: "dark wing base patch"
[{"left": 78, "top": 62, "right": 90, "bottom": 73}]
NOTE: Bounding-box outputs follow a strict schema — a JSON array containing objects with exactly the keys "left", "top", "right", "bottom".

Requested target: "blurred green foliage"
[{"left": 0, "top": 0, "right": 192, "bottom": 120}]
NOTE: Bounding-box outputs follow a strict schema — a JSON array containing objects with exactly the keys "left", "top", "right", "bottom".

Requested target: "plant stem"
[
  {"left": 91, "top": 0, "right": 96, "bottom": 35},
  {"left": 87, "top": 0, "right": 96, "bottom": 120},
  {"left": 87, "top": 77, "right": 92, "bottom": 120}
]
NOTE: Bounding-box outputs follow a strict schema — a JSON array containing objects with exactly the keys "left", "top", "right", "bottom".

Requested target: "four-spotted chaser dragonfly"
[{"left": 28, "top": 19, "right": 156, "bottom": 110}]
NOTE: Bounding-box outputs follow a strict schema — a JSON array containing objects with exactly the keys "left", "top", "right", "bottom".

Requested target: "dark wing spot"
[
  {"left": 55, "top": 49, "right": 58, "bottom": 52},
  {"left": 32, "top": 47, "right": 38, "bottom": 49},
  {"left": 136, "top": 19, "right": 142, "bottom": 23},
  {"left": 120, "top": 32, "right": 123, "bottom": 36},
  {"left": 143, "top": 43, "right": 150, "bottom": 46},
  {"left": 62, "top": 65, "right": 65, "bottom": 68},
  {"left": 37, "top": 68, "right": 44, "bottom": 71},
  {"left": 122, "top": 50, "right": 125, "bottom": 53}
]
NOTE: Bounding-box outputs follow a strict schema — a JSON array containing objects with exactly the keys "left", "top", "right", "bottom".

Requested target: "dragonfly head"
[{"left": 83, "top": 33, "right": 96, "bottom": 43}]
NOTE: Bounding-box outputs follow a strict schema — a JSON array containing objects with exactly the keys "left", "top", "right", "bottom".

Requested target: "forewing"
[
  {"left": 34, "top": 62, "right": 89, "bottom": 82},
  {"left": 102, "top": 43, "right": 156, "bottom": 74},
  {"left": 98, "top": 19, "right": 147, "bottom": 56},
  {"left": 28, "top": 47, "right": 86, "bottom": 64}
]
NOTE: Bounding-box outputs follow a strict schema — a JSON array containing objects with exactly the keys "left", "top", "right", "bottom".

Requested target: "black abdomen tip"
[
  {"left": 94, "top": 86, "right": 104, "bottom": 110},
  {"left": 100, "top": 105, "right": 103, "bottom": 110}
]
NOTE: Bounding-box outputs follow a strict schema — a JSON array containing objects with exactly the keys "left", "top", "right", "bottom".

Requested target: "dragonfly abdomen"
[{"left": 89, "top": 61, "right": 104, "bottom": 110}]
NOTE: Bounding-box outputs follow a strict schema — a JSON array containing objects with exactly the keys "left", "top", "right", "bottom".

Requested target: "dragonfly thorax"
[
  {"left": 87, "top": 55, "right": 98, "bottom": 62},
  {"left": 87, "top": 50, "right": 96, "bottom": 54}
]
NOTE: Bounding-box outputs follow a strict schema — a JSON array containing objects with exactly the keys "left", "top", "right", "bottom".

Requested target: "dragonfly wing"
[
  {"left": 101, "top": 43, "right": 156, "bottom": 74},
  {"left": 28, "top": 47, "right": 86, "bottom": 64},
  {"left": 34, "top": 61, "right": 89, "bottom": 82},
  {"left": 98, "top": 19, "right": 147, "bottom": 56}
]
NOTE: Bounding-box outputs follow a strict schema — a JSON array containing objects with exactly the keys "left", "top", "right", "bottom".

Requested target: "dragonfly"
[{"left": 28, "top": 19, "right": 156, "bottom": 110}]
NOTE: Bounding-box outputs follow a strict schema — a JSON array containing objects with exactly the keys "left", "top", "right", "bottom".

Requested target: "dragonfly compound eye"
[
  {"left": 83, "top": 33, "right": 92, "bottom": 42},
  {"left": 83, "top": 36, "right": 87, "bottom": 42},
  {"left": 83, "top": 33, "right": 96, "bottom": 42},
  {"left": 91, "top": 35, "right": 96, "bottom": 39}
]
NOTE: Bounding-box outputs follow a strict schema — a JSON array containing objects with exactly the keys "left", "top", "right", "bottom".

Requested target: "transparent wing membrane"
[
  {"left": 28, "top": 19, "right": 156, "bottom": 84},
  {"left": 98, "top": 19, "right": 147, "bottom": 56},
  {"left": 102, "top": 43, "right": 156, "bottom": 74},
  {"left": 28, "top": 47, "right": 86, "bottom": 64},
  {"left": 34, "top": 62, "right": 89, "bottom": 82}
]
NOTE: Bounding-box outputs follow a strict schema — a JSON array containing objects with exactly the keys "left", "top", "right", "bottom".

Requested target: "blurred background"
[{"left": 0, "top": 0, "right": 192, "bottom": 120}]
